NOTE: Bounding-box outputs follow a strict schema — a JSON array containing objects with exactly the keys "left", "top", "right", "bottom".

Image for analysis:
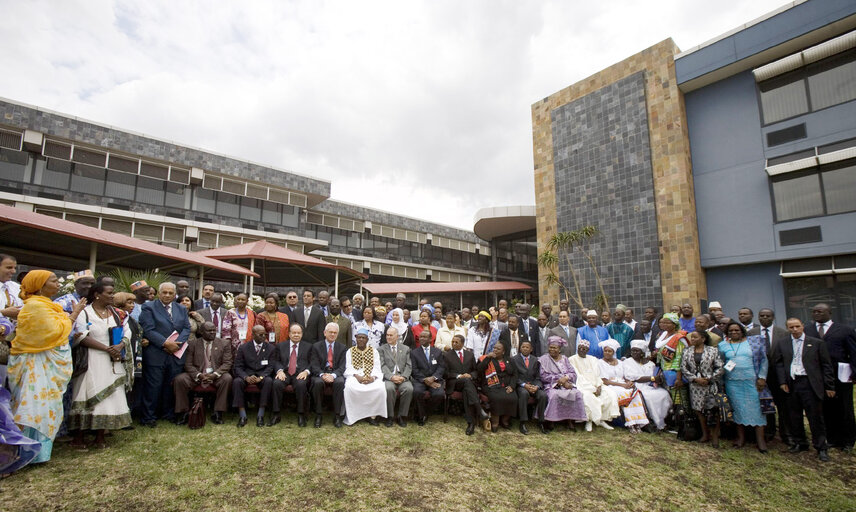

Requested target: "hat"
[
  {"left": 662, "top": 312, "right": 680, "bottom": 326},
  {"left": 355, "top": 327, "right": 369, "bottom": 337},
  {"left": 547, "top": 335, "right": 567, "bottom": 347},
  {"left": 578, "top": 338, "right": 590, "bottom": 348},
  {"left": 708, "top": 301, "right": 722, "bottom": 309},
  {"left": 476, "top": 311, "right": 492, "bottom": 321},
  {"left": 72, "top": 269, "right": 94, "bottom": 281},
  {"left": 598, "top": 339, "right": 621, "bottom": 352},
  {"left": 130, "top": 280, "right": 149, "bottom": 292},
  {"left": 586, "top": 309, "right": 598, "bottom": 317},
  {"left": 421, "top": 304, "right": 435, "bottom": 314},
  {"left": 630, "top": 340, "right": 648, "bottom": 351},
  {"left": 615, "top": 304, "right": 627, "bottom": 312}
]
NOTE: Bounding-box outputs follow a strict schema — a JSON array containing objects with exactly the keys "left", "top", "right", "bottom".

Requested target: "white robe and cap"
[
  {"left": 569, "top": 352, "right": 620, "bottom": 424},
  {"left": 343, "top": 346, "right": 387, "bottom": 425}
]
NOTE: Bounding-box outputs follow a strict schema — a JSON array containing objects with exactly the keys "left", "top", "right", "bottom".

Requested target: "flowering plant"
[
  {"left": 222, "top": 291, "right": 265, "bottom": 311},
  {"left": 56, "top": 274, "right": 76, "bottom": 295}
]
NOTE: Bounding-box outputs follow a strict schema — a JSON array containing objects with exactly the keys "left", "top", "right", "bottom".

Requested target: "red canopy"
[{"left": 362, "top": 281, "right": 532, "bottom": 295}]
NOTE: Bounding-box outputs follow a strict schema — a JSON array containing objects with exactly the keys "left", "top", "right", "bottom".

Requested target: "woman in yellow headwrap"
[{"left": 7, "top": 270, "right": 77, "bottom": 463}]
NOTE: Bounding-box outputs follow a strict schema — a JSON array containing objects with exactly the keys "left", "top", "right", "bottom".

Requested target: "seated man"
[
  {"left": 411, "top": 330, "right": 445, "bottom": 426},
  {"left": 511, "top": 339, "right": 548, "bottom": 435},
  {"left": 378, "top": 326, "right": 413, "bottom": 427},
  {"left": 343, "top": 328, "right": 387, "bottom": 426},
  {"left": 271, "top": 323, "right": 312, "bottom": 427},
  {"left": 232, "top": 325, "right": 276, "bottom": 427},
  {"left": 173, "top": 321, "right": 233, "bottom": 425},
  {"left": 443, "top": 334, "right": 489, "bottom": 435},
  {"left": 309, "top": 322, "right": 347, "bottom": 428}
]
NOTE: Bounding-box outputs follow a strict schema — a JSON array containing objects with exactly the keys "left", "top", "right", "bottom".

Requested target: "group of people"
[{"left": 1, "top": 253, "right": 854, "bottom": 476}]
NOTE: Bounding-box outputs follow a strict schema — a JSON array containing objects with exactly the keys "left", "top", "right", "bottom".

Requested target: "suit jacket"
[
  {"left": 397, "top": 325, "right": 416, "bottom": 348},
  {"left": 233, "top": 341, "right": 276, "bottom": 380},
  {"left": 548, "top": 325, "right": 576, "bottom": 357},
  {"left": 379, "top": 343, "right": 412, "bottom": 380},
  {"left": 773, "top": 334, "right": 835, "bottom": 400},
  {"left": 411, "top": 345, "right": 445, "bottom": 383},
  {"left": 351, "top": 306, "right": 364, "bottom": 322},
  {"left": 528, "top": 321, "right": 543, "bottom": 357},
  {"left": 272, "top": 340, "right": 312, "bottom": 376},
  {"left": 326, "top": 314, "right": 353, "bottom": 346},
  {"left": 748, "top": 325, "right": 788, "bottom": 351},
  {"left": 804, "top": 321, "right": 856, "bottom": 372},
  {"left": 309, "top": 340, "right": 347, "bottom": 377},
  {"left": 511, "top": 353, "right": 542, "bottom": 388},
  {"left": 547, "top": 313, "right": 559, "bottom": 329},
  {"left": 197, "top": 306, "right": 229, "bottom": 336},
  {"left": 183, "top": 336, "right": 233, "bottom": 377},
  {"left": 139, "top": 300, "right": 191, "bottom": 366},
  {"left": 498, "top": 328, "right": 530, "bottom": 356},
  {"left": 443, "top": 347, "right": 478, "bottom": 385},
  {"left": 192, "top": 298, "right": 210, "bottom": 312},
  {"left": 294, "top": 305, "right": 327, "bottom": 343}
]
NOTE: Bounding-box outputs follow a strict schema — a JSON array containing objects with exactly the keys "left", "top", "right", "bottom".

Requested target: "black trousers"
[
  {"left": 413, "top": 381, "right": 444, "bottom": 418},
  {"left": 823, "top": 380, "right": 855, "bottom": 448},
  {"left": 232, "top": 376, "right": 273, "bottom": 409},
  {"left": 788, "top": 376, "right": 828, "bottom": 451},
  {"left": 517, "top": 387, "right": 547, "bottom": 422},
  {"left": 271, "top": 374, "right": 309, "bottom": 413},
  {"left": 766, "top": 384, "right": 791, "bottom": 442},
  {"left": 141, "top": 359, "right": 183, "bottom": 423},
  {"left": 310, "top": 376, "right": 344, "bottom": 415},
  {"left": 447, "top": 377, "right": 480, "bottom": 423}
]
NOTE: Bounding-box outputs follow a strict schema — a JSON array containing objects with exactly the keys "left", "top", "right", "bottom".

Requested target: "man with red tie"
[
  {"left": 271, "top": 324, "right": 312, "bottom": 427},
  {"left": 197, "top": 293, "right": 228, "bottom": 341},
  {"left": 172, "top": 322, "right": 233, "bottom": 425},
  {"left": 443, "top": 334, "right": 489, "bottom": 435},
  {"left": 511, "top": 340, "right": 548, "bottom": 435},
  {"left": 310, "top": 323, "right": 347, "bottom": 428}
]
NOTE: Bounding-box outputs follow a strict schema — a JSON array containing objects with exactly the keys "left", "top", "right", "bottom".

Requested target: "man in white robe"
[
  {"left": 343, "top": 328, "right": 387, "bottom": 426},
  {"left": 569, "top": 338, "right": 619, "bottom": 431}
]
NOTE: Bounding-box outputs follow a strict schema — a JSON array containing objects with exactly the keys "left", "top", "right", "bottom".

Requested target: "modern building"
[{"left": 533, "top": 0, "right": 856, "bottom": 324}]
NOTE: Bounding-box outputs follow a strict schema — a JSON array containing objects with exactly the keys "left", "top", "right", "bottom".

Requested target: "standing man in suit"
[
  {"left": 804, "top": 303, "right": 856, "bottom": 452},
  {"left": 233, "top": 325, "right": 276, "bottom": 427},
  {"left": 738, "top": 307, "right": 756, "bottom": 332},
  {"left": 175, "top": 280, "right": 190, "bottom": 298},
  {"left": 558, "top": 299, "right": 581, "bottom": 329},
  {"left": 411, "top": 330, "right": 445, "bottom": 426},
  {"left": 316, "top": 290, "right": 330, "bottom": 317},
  {"left": 310, "top": 323, "right": 347, "bottom": 428},
  {"left": 511, "top": 339, "right": 548, "bottom": 435},
  {"left": 542, "top": 304, "right": 559, "bottom": 329},
  {"left": 173, "top": 321, "right": 233, "bottom": 425},
  {"left": 499, "top": 315, "right": 529, "bottom": 358},
  {"left": 192, "top": 284, "right": 215, "bottom": 311},
  {"left": 326, "top": 298, "right": 352, "bottom": 345},
  {"left": 351, "top": 293, "right": 365, "bottom": 322},
  {"left": 278, "top": 290, "right": 299, "bottom": 325},
  {"left": 774, "top": 317, "right": 836, "bottom": 461},
  {"left": 549, "top": 311, "right": 577, "bottom": 357},
  {"left": 139, "top": 282, "right": 191, "bottom": 427},
  {"left": 378, "top": 326, "right": 412, "bottom": 427},
  {"left": 196, "top": 292, "right": 228, "bottom": 340},
  {"left": 632, "top": 319, "right": 653, "bottom": 348},
  {"left": 270, "top": 323, "right": 312, "bottom": 427},
  {"left": 749, "top": 308, "right": 790, "bottom": 442},
  {"left": 535, "top": 313, "right": 551, "bottom": 357},
  {"left": 295, "top": 289, "right": 326, "bottom": 343},
  {"left": 443, "top": 334, "right": 489, "bottom": 435}
]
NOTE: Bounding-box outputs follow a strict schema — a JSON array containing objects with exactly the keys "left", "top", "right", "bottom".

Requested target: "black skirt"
[{"left": 484, "top": 386, "right": 517, "bottom": 416}]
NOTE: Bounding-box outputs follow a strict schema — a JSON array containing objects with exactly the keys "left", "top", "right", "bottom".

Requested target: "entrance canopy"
[{"left": 362, "top": 281, "right": 532, "bottom": 295}]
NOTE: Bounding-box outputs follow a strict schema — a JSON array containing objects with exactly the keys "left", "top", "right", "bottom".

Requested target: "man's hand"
[
  {"left": 297, "top": 370, "right": 309, "bottom": 380},
  {"left": 780, "top": 384, "right": 789, "bottom": 393},
  {"left": 322, "top": 373, "right": 334, "bottom": 384},
  {"left": 391, "top": 375, "right": 404, "bottom": 384},
  {"left": 1, "top": 305, "right": 21, "bottom": 318},
  {"left": 826, "top": 390, "right": 836, "bottom": 398},
  {"left": 430, "top": 381, "right": 441, "bottom": 389},
  {"left": 594, "top": 386, "right": 601, "bottom": 397},
  {"left": 275, "top": 370, "right": 286, "bottom": 381},
  {"left": 459, "top": 373, "right": 471, "bottom": 380},
  {"left": 524, "top": 383, "right": 537, "bottom": 393},
  {"left": 163, "top": 340, "right": 179, "bottom": 354},
  {"left": 71, "top": 299, "right": 87, "bottom": 317},
  {"left": 424, "top": 376, "right": 436, "bottom": 386},
  {"left": 505, "top": 386, "right": 513, "bottom": 394}
]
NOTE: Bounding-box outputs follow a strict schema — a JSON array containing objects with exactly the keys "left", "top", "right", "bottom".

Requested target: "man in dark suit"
[
  {"left": 499, "top": 315, "right": 529, "bottom": 357},
  {"left": 196, "top": 292, "right": 228, "bottom": 340},
  {"left": 379, "top": 326, "right": 413, "bottom": 427},
  {"left": 541, "top": 303, "right": 559, "bottom": 329},
  {"left": 804, "top": 303, "right": 856, "bottom": 452},
  {"left": 309, "top": 322, "right": 347, "bottom": 428},
  {"left": 749, "top": 308, "right": 790, "bottom": 442},
  {"left": 558, "top": 299, "right": 581, "bottom": 329},
  {"left": 535, "top": 313, "right": 551, "bottom": 357},
  {"left": 271, "top": 323, "right": 312, "bottom": 427},
  {"left": 774, "top": 317, "right": 836, "bottom": 461},
  {"left": 326, "top": 298, "right": 352, "bottom": 346},
  {"left": 317, "top": 290, "right": 330, "bottom": 317},
  {"left": 172, "top": 321, "right": 233, "bottom": 425},
  {"left": 411, "top": 330, "right": 445, "bottom": 426},
  {"left": 278, "top": 290, "right": 299, "bottom": 325},
  {"left": 443, "top": 334, "right": 489, "bottom": 435},
  {"left": 295, "top": 289, "right": 326, "bottom": 343},
  {"left": 233, "top": 325, "right": 276, "bottom": 427},
  {"left": 192, "top": 283, "right": 215, "bottom": 311},
  {"left": 511, "top": 339, "right": 548, "bottom": 435},
  {"left": 139, "top": 282, "right": 191, "bottom": 427},
  {"left": 632, "top": 319, "right": 653, "bottom": 346}
]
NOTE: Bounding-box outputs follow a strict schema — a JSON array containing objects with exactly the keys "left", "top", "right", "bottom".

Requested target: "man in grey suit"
[
  {"left": 748, "top": 308, "right": 790, "bottom": 442},
  {"left": 196, "top": 292, "right": 229, "bottom": 341},
  {"left": 549, "top": 310, "right": 577, "bottom": 357},
  {"left": 378, "top": 326, "right": 412, "bottom": 427}
]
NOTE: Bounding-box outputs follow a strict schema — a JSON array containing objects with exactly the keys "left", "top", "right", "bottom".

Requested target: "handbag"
[
  {"left": 618, "top": 387, "right": 638, "bottom": 408},
  {"left": 714, "top": 388, "right": 734, "bottom": 423},
  {"left": 759, "top": 387, "right": 776, "bottom": 415},
  {"left": 71, "top": 310, "right": 90, "bottom": 378},
  {"left": 0, "top": 332, "right": 11, "bottom": 365},
  {"left": 188, "top": 397, "right": 206, "bottom": 429}
]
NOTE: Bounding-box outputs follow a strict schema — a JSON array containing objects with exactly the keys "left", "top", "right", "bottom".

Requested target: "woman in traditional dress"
[
  {"left": 681, "top": 330, "right": 725, "bottom": 447},
  {"left": 569, "top": 339, "right": 619, "bottom": 431},
  {"left": 476, "top": 340, "right": 518, "bottom": 432},
  {"left": 352, "top": 306, "right": 385, "bottom": 349},
  {"left": 465, "top": 311, "right": 492, "bottom": 359},
  {"left": 68, "top": 282, "right": 132, "bottom": 449},
  {"left": 343, "top": 328, "right": 387, "bottom": 425},
  {"left": 654, "top": 312, "right": 689, "bottom": 410},
  {"left": 622, "top": 340, "right": 672, "bottom": 430},
  {"left": 388, "top": 308, "right": 413, "bottom": 348},
  {"left": 411, "top": 308, "right": 437, "bottom": 347},
  {"left": 113, "top": 292, "right": 142, "bottom": 417},
  {"left": 598, "top": 339, "right": 648, "bottom": 433},
  {"left": 7, "top": 271, "right": 80, "bottom": 463},
  {"left": 226, "top": 292, "right": 255, "bottom": 354},
  {"left": 719, "top": 321, "right": 768, "bottom": 452},
  {"left": 177, "top": 295, "right": 204, "bottom": 344},
  {"left": 538, "top": 336, "right": 586, "bottom": 430},
  {"left": 255, "top": 293, "right": 289, "bottom": 344}
]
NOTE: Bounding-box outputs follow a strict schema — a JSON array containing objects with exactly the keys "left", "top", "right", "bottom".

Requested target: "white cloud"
[{"left": 0, "top": 0, "right": 787, "bottom": 230}]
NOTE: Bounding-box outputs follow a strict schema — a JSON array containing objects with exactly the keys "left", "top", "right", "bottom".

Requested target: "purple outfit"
[{"left": 538, "top": 353, "right": 586, "bottom": 422}]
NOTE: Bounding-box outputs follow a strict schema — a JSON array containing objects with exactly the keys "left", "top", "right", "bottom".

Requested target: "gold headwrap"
[{"left": 19, "top": 269, "right": 53, "bottom": 301}]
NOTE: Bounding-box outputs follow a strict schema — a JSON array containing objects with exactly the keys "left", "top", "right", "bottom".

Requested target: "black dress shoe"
[
  {"left": 314, "top": 414, "right": 322, "bottom": 428},
  {"left": 519, "top": 422, "right": 529, "bottom": 435},
  {"left": 368, "top": 417, "right": 379, "bottom": 426},
  {"left": 819, "top": 449, "right": 830, "bottom": 462},
  {"left": 491, "top": 425, "right": 498, "bottom": 433},
  {"left": 788, "top": 444, "right": 808, "bottom": 453},
  {"left": 416, "top": 416, "right": 426, "bottom": 426},
  {"left": 397, "top": 417, "right": 407, "bottom": 428},
  {"left": 256, "top": 416, "right": 265, "bottom": 427},
  {"left": 175, "top": 413, "right": 189, "bottom": 426},
  {"left": 466, "top": 423, "right": 475, "bottom": 436},
  {"left": 539, "top": 422, "right": 549, "bottom": 434},
  {"left": 385, "top": 418, "right": 394, "bottom": 427},
  {"left": 267, "top": 415, "right": 281, "bottom": 427},
  {"left": 334, "top": 415, "right": 343, "bottom": 428},
  {"left": 237, "top": 417, "right": 248, "bottom": 428},
  {"left": 141, "top": 420, "right": 157, "bottom": 428},
  {"left": 298, "top": 414, "right": 307, "bottom": 427},
  {"left": 211, "top": 412, "right": 223, "bottom": 424}
]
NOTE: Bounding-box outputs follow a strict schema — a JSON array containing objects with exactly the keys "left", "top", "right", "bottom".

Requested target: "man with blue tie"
[
  {"left": 309, "top": 323, "right": 347, "bottom": 428},
  {"left": 411, "top": 330, "right": 445, "bottom": 426},
  {"left": 139, "top": 282, "right": 191, "bottom": 427}
]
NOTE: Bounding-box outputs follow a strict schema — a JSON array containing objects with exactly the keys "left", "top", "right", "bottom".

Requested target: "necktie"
[
  {"left": 203, "top": 341, "right": 212, "bottom": 370},
  {"left": 255, "top": 343, "right": 261, "bottom": 355},
  {"left": 563, "top": 326, "right": 569, "bottom": 337},
  {"left": 425, "top": 347, "right": 430, "bottom": 362},
  {"left": 392, "top": 345, "right": 397, "bottom": 358},
  {"left": 164, "top": 302, "right": 173, "bottom": 320},
  {"left": 763, "top": 328, "right": 769, "bottom": 346},
  {"left": 459, "top": 351, "right": 464, "bottom": 363},
  {"left": 818, "top": 323, "right": 826, "bottom": 338},
  {"left": 213, "top": 310, "right": 219, "bottom": 331},
  {"left": 203, "top": 299, "right": 209, "bottom": 309},
  {"left": 327, "top": 343, "right": 334, "bottom": 367},
  {"left": 288, "top": 344, "right": 297, "bottom": 375},
  {"left": 524, "top": 356, "right": 529, "bottom": 368}
]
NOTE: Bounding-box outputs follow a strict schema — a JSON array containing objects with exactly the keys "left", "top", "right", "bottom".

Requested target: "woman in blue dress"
[{"left": 718, "top": 321, "right": 768, "bottom": 453}]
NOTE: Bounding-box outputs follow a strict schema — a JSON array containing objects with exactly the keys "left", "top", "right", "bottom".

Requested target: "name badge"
[
  {"left": 205, "top": 367, "right": 213, "bottom": 374},
  {"left": 268, "top": 332, "right": 276, "bottom": 343},
  {"left": 238, "top": 329, "right": 247, "bottom": 340},
  {"left": 431, "top": 359, "right": 437, "bottom": 364},
  {"left": 261, "top": 360, "right": 268, "bottom": 366},
  {"left": 723, "top": 360, "right": 736, "bottom": 372}
]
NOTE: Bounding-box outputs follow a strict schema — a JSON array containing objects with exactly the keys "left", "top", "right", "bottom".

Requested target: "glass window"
[
  {"left": 331, "top": 232, "right": 347, "bottom": 248},
  {"left": 261, "top": 201, "right": 280, "bottom": 224},
  {"left": 760, "top": 75, "right": 808, "bottom": 124},
  {"left": 40, "top": 158, "right": 71, "bottom": 189},
  {"left": 240, "top": 197, "right": 261, "bottom": 222},
  {"left": 822, "top": 164, "right": 856, "bottom": 214},
  {"left": 216, "top": 192, "right": 240, "bottom": 218},
  {"left": 281, "top": 205, "right": 298, "bottom": 228},
  {"left": 0, "top": 149, "right": 28, "bottom": 182},
  {"left": 772, "top": 174, "right": 823, "bottom": 221},
  {"left": 165, "top": 182, "right": 188, "bottom": 209},
  {"left": 808, "top": 52, "right": 856, "bottom": 111},
  {"left": 136, "top": 176, "right": 165, "bottom": 205},
  {"left": 194, "top": 187, "right": 216, "bottom": 214},
  {"left": 70, "top": 164, "right": 105, "bottom": 195},
  {"left": 105, "top": 169, "right": 136, "bottom": 200}
]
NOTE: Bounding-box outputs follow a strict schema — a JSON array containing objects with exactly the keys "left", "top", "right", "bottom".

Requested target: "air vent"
[
  {"left": 0, "top": 129, "right": 23, "bottom": 151},
  {"left": 767, "top": 124, "right": 807, "bottom": 147},
  {"left": 37, "top": 191, "right": 64, "bottom": 200},
  {"left": 72, "top": 147, "right": 107, "bottom": 167},
  {"left": 43, "top": 140, "right": 72, "bottom": 160},
  {"left": 779, "top": 226, "right": 822, "bottom": 246},
  {"left": 195, "top": 216, "right": 212, "bottom": 223}
]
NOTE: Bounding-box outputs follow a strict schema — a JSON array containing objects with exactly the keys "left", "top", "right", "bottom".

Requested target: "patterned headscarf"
[
  {"left": 547, "top": 335, "right": 567, "bottom": 347},
  {"left": 662, "top": 312, "right": 680, "bottom": 327}
]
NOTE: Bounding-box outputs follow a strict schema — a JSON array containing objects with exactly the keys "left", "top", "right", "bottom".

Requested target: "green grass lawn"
[{"left": 2, "top": 414, "right": 855, "bottom": 512}]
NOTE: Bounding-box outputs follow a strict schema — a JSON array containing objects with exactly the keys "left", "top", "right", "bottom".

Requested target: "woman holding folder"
[{"left": 68, "top": 281, "right": 132, "bottom": 449}]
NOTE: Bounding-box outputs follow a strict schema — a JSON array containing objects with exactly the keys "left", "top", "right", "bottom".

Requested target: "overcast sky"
[{"left": 1, "top": 0, "right": 787, "bottom": 230}]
